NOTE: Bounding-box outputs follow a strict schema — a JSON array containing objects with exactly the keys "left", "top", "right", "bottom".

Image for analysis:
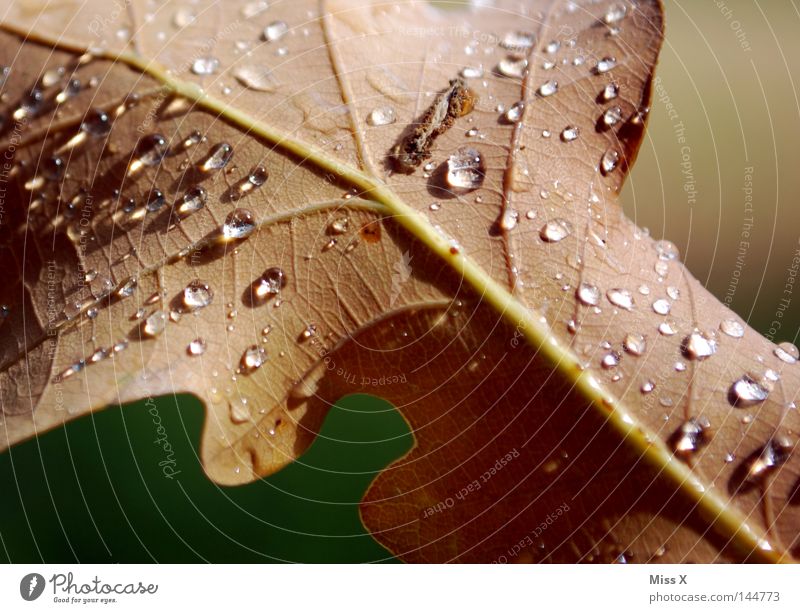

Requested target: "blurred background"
[{"left": 2, "top": 0, "right": 799, "bottom": 562}]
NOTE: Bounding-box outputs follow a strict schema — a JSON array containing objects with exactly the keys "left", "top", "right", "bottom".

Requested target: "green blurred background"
[{"left": 2, "top": 0, "right": 800, "bottom": 562}]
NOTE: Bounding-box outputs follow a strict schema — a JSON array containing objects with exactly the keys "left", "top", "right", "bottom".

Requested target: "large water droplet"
[
  {"left": 504, "top": 101, "right": 524, "bottom": 123},
  {"left": 606, "top": 288, "right": 634, "bottom": 311},
  {"left": 719, "top": 319, "right": 745, "bottom": 338},
  {"left": 183, "top": 279, "right": 214, "bottom": 311},
  {"left": 729, "top": 375, "right": 769, "bottom": 407},
  {"left": 240, "top": 345, "right": 268, "bottom": 373},
  {"left": 655, "top": 239, "right": 679, "bottom": 261},
  {"left": 624, "top": 333, "right": 646, "bottom": 356},
  {"left": 188, "top": 338, "right": 206, "bottom": 356},
  {"left": 222, "top": 208, "right": 256, "bottom": 240},
  {"left": 681, "top": 330, "right": 717, "bottom": 361},
  {"left": 500, "top": 31, "right": 536, "bottom": 55},
  {"left": 560, "top": 126, "right": 579, "bottom": 142},
  {"left": 199, "top": 143, "right": 234, "bottom": 173},
  {"left": 600, "top": 149, "right": 620, "bottom": 175},
  {"left": 652, "top": 299, "right": 671, "bottom": 315},
  {"left": 233, "top": 65, "right": 278, "bottom": 92},
  {"left": 133, "top": 134, "right": 168, "bottom": 169},
  {"left": 178, "top": 186, "right": 207, "bottom": 218},
  {"left": 670, "top": 417, "right": 710, "bottom": 460},
  {"left": 604, "top": 3, "right": 628, "bottom": 25},
  {"left": 538, "top": 80, "right": 558, "bottom": 97},
  {"left": 250, "top": 267, "right": 286, "bottom": 305},
  {"left": 601, "top": 82, "right": 619, "bottom": 101},
  {"left": 446, "top": 147, "right": 484, "bottom": 191},
  {"left": 744, "top": 436, "right": 793, "bottom": 485},
  {"left": 539, "top": 218, "right": 573, "bottom": 243},
  {"left": 602, "top": 106, "right": 622, "bottom": 127},
  {"left": 497, "top": 57, "right": 528, "bottom": 78},
  {"left": 145, "top": 188, "right": 165, "bottom": 212},
  {"left": 595, "top": 56, "right": 617, "bottom": 74},
  {"left": 81, "top": 108, "right": 112, "bottom": 137},
  {"left": 576, "top": 282, "right": 600, "bottom": 306},
  {"left": 775, "top": 342, "right": 799, "bottom": 364}
]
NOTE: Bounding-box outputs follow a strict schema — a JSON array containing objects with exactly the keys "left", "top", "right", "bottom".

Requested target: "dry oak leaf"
[{"left": 0, "top": 0, "right": 798, "bottom": 563}]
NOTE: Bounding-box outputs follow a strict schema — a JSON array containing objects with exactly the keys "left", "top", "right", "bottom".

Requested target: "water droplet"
[
  {"left": 460, "top": 66, "right": 484, "bottom": 79},
  {"left": 81, "top": 108, "right": 112, "bottom": 137},
  {"left": 367, "top": 106, "right": 396, "bottom": 126},
  {"left": 539, "top": 218, "right": 573, "bottom": 243},
  {"left": 178, "top": 185, "right": 207, "bottom": 218},
  {"left": 729, "top": 375, "right": 769, "bottom": 407},
  {"left": 143, "top": 310, "right": 167, "bottom": 337},
  {"left": 576, "top": 282, "right": 600, "bottom": 306},
  {"left": 775, "top": 342, "right": 799, "bottom": 364},
  {"left": 658, "top": 321, "right": 677, "bottom": 336},
  {"left": 300, "top": 323, "right": 317, "bottom": 341},
  {"left": 652, "top": 299, "right": 671, "bottom": 315},
  {"left": 117, "top": 277, "right": 137, "bottom": 298},
  {"left": 601, "top": 82, "right": 619, "bottom": 101},
  {"left": 606, "top": 288, "right": 634, "bottom": 311},
  {"left": 666, "top": 285, "right": 680, "bottom": 300},
  {"left": 600, "top": 149, "right": 620, "bottom": 175},
  {"left": 681, "top": 330, "right": 717, "bottom": 361},
  {"left": 145, "top": 188, "right": 165, "bottom": 212},
  {"left": 500, "top": 31, "right": 536, "bottom": 55},
  {"left": 624, "top": 333, "right": 646, "bottom": 356},
  {"left": 183, "top": 279, "right": 214, "bottom": 311},
  {"left": 601, "top": 351, "right": 621, "bottom": 369},
  {"left": 602, "top": 106, "right": 622, "bottom": 127},
  {"left": 719, "top": 319, "right": 745, "bottom": 338},
  {"left": 560, "top": 126, "right": 579, "bottom": 142},
  {"left": 497, "top": 56, "right": 528, "bottom": 78},
  {"left": 641, "top": 380, "right": 655, "bottom": 394},
  {"left": 233, "top": 65, "right": 278, "bottom": 92},
  {"left": 545, "top": 40, "right": 560, "bottom": 54},
  {"left": 446, "top": 147, "right": 484, "bottom": 191},
  {"left": 187, "top": 338, "right": 206, "bottom": 356},
  {"left": 191, "top": 57, "right": 220, "bottom": 76},
  {"left": 133, "top": 134, "right": 168, "bottom": 169},
  {"left": 250, "top": 267, "right": 286, "bottom": 304},
  {"left": 604, "top": 3, "right": 628, "bottom": 25},
  {"left": 745, "top": 435, "right": 793, "bottom": 484},
  {"left": 655, "top": 239, "right": 679, "bottom": 261},
  {"left": 247, "top": 165, "right": 269, "bottom": 187},
  {"left": 241, "top": 0, "right": 269, "bottom": 18},
  {"left": 538, "top": 80, "right": 558, "bottom": 97},
  {"left": 182, "top": 130, "right": 203, "bottom": 149},
  {"left": 240, "top": 345, "right": 268, "bottom": 373},
  {"left": 329, "top": 217, "right": 349, "bottom": 234},
  {"left": 172, "top": 7, "right": 196, "bottom": 27},
  {"left": 263, "top": 20, "right": 289, "bottom": 42},
  {"left": 671, "top": 417, "right": 710, "bottom": 459},
  {"left": 595, "top": 56, "right": 617, "bottom": 74},
  {"left": 199, "top": 143, "right": 234, "bottom": 173},
  {"left": 505, "top": 101, "right": 524, "bottom": 123},
  {"left": 222, "top": 208, "right": 256, "bottom": 240}
]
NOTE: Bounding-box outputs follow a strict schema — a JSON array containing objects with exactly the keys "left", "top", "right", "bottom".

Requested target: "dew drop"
[
  {"left": 199, "top": 143, "right": 234, "bottom": 173},
  {"left": 624, "top": 333, "right": 646, "bottom": 356},
  {"left": 538, "top": 79, "right": 558, "bottom": 97},
  {"left": 655, "top": 239, "right": 680, "bottom": 261},
  {"left": 143, "top": 310, "right": 167, "bottom": 337},
  {"left": 222, "top": 208, "right": 256, "bottom": 240},
  {"left": 719, "top": 319, "right": 745, "bottom": 338},
  {"left": 729, "top": 375, "right": 769, "bottom": 407},
  {"left": 775, "top": 342, "right": 799, "bottom": 364},
  {"left": 745, "top": 435, "right": 793, "bottom": 484},
  {"left": 133, "top": 134, "right": 168, "bottom": 169},
  {"left": 446, "top": 147, "right": 485, "bottom": 191},
  {"left": 604, "top": 3, "right": 628, "bottom": 25},
  {"left": 658, "top": 321, "right": 677, "bottom": 336},
  {"left": 263, "top": 20, "right": 289, "bottom": 42},
  {"left": 560, "top": 126, "right": 579, "bottom": 142},
  {"left": 183, "top": 279, "right": 214, "bottom": 311},
  {"left": 172, "top": 7, "right": 196, "bottom": 27},
  {"left": 81, "top": 108, "right": 112, "bottom": 137},
  {"left": 539, "top": 218, "right": 573, "bottom": 243},
  {"left": 671, "top": 417, "right": 710, "bottom": 459},
  {"left": 600, "top": 149, "right": 620, "bottom": 175},
  {"left": 652, "top": 299, "right": 671, "bottom": 315},
  {"left": 460, "top": 66, "right": 484, "bottom": 79},
  {"left": 145, "top": 188, "right": 165, "bottom": 212},
  {"left": 178, "top": 185, "right": 207, "bottom": 218},
  {"left": 681, "top": 330, "right": 717, "bottom": 361},
  {"left": 602, "top": 106, "right": 622, "bottom": 127},
  {"left": 601, "top": 351, "right": 621, "bottom": 369},
  {"left": 191, "top": 57, "right": 220, "bottom": 76},
  {"left": 241, "top": 0, "right": 269, "bottom": 18},
  {"left": 500, "top": 31, "right": 536, "bottom": 55},
  {"left": 601, "top": 82, "right": 619, "bottom": 101},
  {"left": 233, "top": 65, "right": 278, "bottom": 92},
  {"left": 497, "top": 56, "right": 528, "bottom": 78},
  {"left": 329, "top": 217, "right": 349, "bottom": 234},
  {"left": 595, "top": 56, "right": 617, "bottom": 74},
  {"left": 576, "top": 282, "right": 600, "bottom": 306},
  {"left": 606, "top": 288, "right": 634, "bottom": 311},
  {"left": 505, "top": 101, "right": 524, "bottom": 123},
  {"left": 545, "top": 40, "right": 560, "bottom": 54},
  {"left": 250, "top": 267, "right": 286, "bottom": 304},
  {"left": 367, "top": 106, "right": 396, "bottom": 126},
  {"left": 240, "top": 345, "right": 268, "bottom": 373},
  {"left": 117, "top": 277, "right": 138, "bottom": 298}
]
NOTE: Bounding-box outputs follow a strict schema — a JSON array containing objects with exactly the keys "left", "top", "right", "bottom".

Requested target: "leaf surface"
[{"left": 0, "top": 0, "right": 798, "bottom": 562}]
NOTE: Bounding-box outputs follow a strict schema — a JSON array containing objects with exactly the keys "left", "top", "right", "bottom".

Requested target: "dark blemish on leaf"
[
  {"left": 389, "top": 77, "right": 476, "bottom": 173},
  {"left": 360, "top": 220, "right": 382, "bottom": 243}
]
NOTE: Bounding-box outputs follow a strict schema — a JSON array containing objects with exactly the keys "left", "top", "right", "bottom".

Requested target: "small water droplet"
[
  {"left": 81, "top": 108, "right": 112, "bottom": 137},
  {"left": 263, "top": 20, "right": 289, "bottom": 42},
  {"left": 652, "top": 298, "right": 671, "bottom": 315},
  {"left": 641, "top": 380, "right": 655, "bottom": 394},
  {"left": 595, "top": 56, "right": 617, "bottom": 74},
  {"left": 560, "top": 126, "right": 579, "bottom": 142},
  {"left": 538, "top": 80, "right": 558, "bottom": 97},
  {"left": 250, "top": 267, "right": 286, "bottom": 304},
  {"left": 545, "top": 40, "right": 560, "bottom": 54},
  {"left": 606, "top": 288, "right": 634, "bottom": 311},
  {"left": 624, "top": 333, "right": 646, "bottom": 356},
  {"left": 233, "top": 65, "right": 278, "bottom": 92},
  {"left": 600, "top": 149, "right": 620, "bottom": 175},
  {"left": 505, "top": 101, "right": 524, "bottom": 123},
  {"left": 329, "top": 217, "right": 349, "bottom": 234},
  {"left": 446, "top": 147, "right": 484, "bottom": 191},
  {"left": 539, "top": 218, "right": 573, "bottom": 243},
  {"left": 183, "top": 279, "right": 214, "bottom": 311},
  {"left": 658, "top": 321, "right": 677, "bottom": 336},
  {"left": 601, "top": 351, "right": 621, "bottom": 369},
  {"left": 172, "top": 7, "right": 196, "bottom": 27},
  {"left": 576, "top": 282, "right": 600, "bottom": 306},
  {"left": 681, "top": 330, "right": 717, "bottom": 360},
  {"left": 143, "top": 310, "right": 167, "bottom": 337},
  {"left": 222, "top": 208, "right": 256, "bottom": 240},
  {"left": 191, "top": 57, "right": 220, "bottom": 75},
  {"left": 601, "top": 82, "right": 619, "bottom": 101},
  {"left": 240, "top": 345, "right": 268, "bottom": 373},
  {"left": 178, "top": 185, "right": 207, "bottom": 218},
  {"left": 460, "top": 66, "right": 484, "bottom": 79},
  {"left": 729, "top": 375, "right": 769, "bottom": 407},
  {"left": 775, "top": 342, "right": 799, "bottom": 364},
  {"left": 367, "top": 106, "right": 396, "bottom": 126},
  {"left": 497, "top": 56, "right": 528, "bottom": 78},
  {"left": 241, "top": 0, "right": 269, "bottom": 18},
  {"left": 199, "top": 143, "right": 234, "bottom": 172},
  {"left": 719, "top": 319, "right": 745, "bottom": 338}
]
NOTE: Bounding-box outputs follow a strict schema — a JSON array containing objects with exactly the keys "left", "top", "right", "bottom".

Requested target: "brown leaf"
[{"left": 0, "top": 0, "right": 797, "bottom": 563}]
